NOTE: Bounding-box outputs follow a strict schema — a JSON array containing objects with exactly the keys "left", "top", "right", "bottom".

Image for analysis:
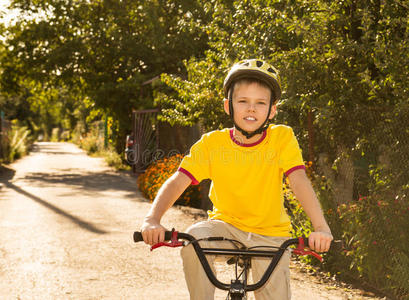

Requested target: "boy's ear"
[
  {"left": 269, "top": 104, "right": 277, "bottom": 119},
  {"left": 223, "top": 99, "right": 230, "bottom": 115}
]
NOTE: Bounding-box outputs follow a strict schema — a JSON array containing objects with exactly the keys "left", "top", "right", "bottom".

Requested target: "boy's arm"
[
  {"left": 288, "top": 169, "right": 333, "bottom": 252},
  {"left": 141, "top": 171, "right": 192, "bottom": 245}
]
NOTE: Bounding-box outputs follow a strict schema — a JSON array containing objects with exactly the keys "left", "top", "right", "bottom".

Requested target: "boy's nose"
[{"left": 247, "top": 104, "right": 256, "bottom": 112}]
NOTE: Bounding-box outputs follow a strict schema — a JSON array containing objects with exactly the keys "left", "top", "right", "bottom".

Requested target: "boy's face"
[{"left": 224, "top": 82, "right": 277, "bottom": 133}]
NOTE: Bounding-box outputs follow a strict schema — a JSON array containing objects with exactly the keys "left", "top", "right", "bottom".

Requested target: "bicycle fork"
[{"left": 228, "top": 257, "right": 251, "bottom": 300}]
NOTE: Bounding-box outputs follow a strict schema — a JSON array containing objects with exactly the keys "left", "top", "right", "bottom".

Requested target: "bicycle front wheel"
[{"left": 229, "top": 293, "right": 245, "bottom": 300}]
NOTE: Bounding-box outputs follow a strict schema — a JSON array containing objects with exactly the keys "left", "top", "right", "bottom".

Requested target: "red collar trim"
[{"left": 229, "top": 129, "right": 267, "bottom": 147}]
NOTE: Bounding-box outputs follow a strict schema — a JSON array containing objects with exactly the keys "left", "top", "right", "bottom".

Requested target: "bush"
[
  {"left": 73, "top": 120, "right": 130, "bottom": 170},
  {"left": 79, "top": 134, "right": 103, "bottom": 154},
  {"left": 76, "top": 120, "right": 105, "bottom": 154},
  {"left": 60, "top": 130, "right": 70, "bottom": 141},
  {"left": 283, "top": 164, "right": 407, "bottom": 300},
  {"left": 336, "top": 188, "right": 409, "bottom": 299},
  {"left": 137, "top": 154, "right": 201, "bottom": 208},
  {"left": 312, "top": 164, "right": 409, "bottom": 300},
  {"left": 4, "top": 123, "right": 32, "bottom": 162},
  {"left": 101, "top": 149, "right": 130, "bottom": 171}
]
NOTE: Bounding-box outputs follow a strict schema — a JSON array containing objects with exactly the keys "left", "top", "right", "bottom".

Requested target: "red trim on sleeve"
[
  {"left": 178, "top": 168, "right": 200, "bottom": 185},
  {"left": 285, "top": 165, "right": 306, "bottom": 177}
]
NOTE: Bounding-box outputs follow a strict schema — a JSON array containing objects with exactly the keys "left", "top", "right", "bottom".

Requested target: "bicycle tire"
[{"left": 229, "top": 294, "right": 244, "bottom": 300}]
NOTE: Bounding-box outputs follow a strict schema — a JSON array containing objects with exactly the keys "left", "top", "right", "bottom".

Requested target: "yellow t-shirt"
[{"left": 178, "top": 124, "right": 305, "bottom": 236}]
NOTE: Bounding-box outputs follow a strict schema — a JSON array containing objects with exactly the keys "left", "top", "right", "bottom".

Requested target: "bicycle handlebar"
[
  {"left": 133, "top": 230, "right": 342, "bottom": 292},
  {"left": 133, "top": 231, "right": 342, "bottom": 251}
]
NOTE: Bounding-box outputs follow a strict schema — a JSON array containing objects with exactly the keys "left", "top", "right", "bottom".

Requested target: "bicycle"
[{"left": 133, "top": 229, "right": 342, "bottom": 300}]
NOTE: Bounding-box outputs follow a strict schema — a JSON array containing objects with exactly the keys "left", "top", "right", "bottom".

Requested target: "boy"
[{"left": 141, "top": 59, "right": 333, "bottom": 299}]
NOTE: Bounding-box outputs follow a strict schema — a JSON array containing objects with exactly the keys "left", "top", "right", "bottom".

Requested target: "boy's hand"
[
  {"left": 308, "top": 231, "right": 333, "bottom": 252},
  {"left": 140, "top": 217, "right": 167, "bottom": 246}
]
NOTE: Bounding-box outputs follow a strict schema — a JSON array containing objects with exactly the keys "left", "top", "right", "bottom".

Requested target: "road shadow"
[
  {"left": 30, "top": 142, "right": 79, "bottom": 151},
  {"left": 1, "top": 165, "right": 108, "bottom": 234},
  {"left": 21, "top": 171, "right": 139, "bottom": 198},
  {"left": 2, "top": 181, "right": 108, "bottom": 234},
  {"left": 30, "top": 143, "right": 85, "bottom": 155},
  {"left": 0, "top": 165, "right": 16, "bottom": 182}
]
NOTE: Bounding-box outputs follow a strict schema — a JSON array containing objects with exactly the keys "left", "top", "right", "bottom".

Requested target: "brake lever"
[
  {"left": 292, "top": 237, "right": 323, "bottom": 262},
  {"left": 150, "top": 229, "right": 185, "bottom": 251}
]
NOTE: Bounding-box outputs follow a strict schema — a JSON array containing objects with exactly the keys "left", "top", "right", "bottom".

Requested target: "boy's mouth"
[{"left": 244, "top": 116, "right": 257, "bottom": 121}]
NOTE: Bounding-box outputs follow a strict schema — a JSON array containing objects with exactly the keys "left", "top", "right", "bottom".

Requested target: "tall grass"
[{"left": 5, "top": 124, "right": 31, "bottom": 162}]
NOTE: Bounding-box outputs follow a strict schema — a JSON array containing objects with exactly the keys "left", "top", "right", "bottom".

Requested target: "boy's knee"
[
  {"left": 185, "top": 221, "right": 214, "bottom": 239},
  {"left": 181, "top": 221, "right": 218, "bottom": 262},
  {"left": 181, "top": 223, "right": 208, "bottom": 261},
  {"left": 180, "top": 242, "right": 194, "bottom": 261}
]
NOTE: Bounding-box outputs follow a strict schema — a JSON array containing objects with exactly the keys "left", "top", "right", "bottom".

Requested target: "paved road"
[
  {"left": 0, "top": 142, "right": 196, "bottom": 299},
  {"left": 0, "top": 142, "right": 382, "bottom": 300}
]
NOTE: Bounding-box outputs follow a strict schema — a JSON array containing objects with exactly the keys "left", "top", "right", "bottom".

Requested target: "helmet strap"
[{"left": 228, "top": 84, "right": 273, "bottom": 140}]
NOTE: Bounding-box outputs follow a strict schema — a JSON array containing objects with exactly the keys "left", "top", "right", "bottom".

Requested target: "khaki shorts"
[{"left": 181, "top": 220, "right": 291, "bottom": 300}]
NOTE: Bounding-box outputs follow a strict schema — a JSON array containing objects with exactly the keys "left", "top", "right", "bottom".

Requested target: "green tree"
[
  {"left": 158, "top": 0, "right": 408, "bottom": 203},
  {"left": 157, "top": 1, "right": 409, "bottom": 297},
  {"left": 1, "top": 0, "right": 209, "bottom": 150}
]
